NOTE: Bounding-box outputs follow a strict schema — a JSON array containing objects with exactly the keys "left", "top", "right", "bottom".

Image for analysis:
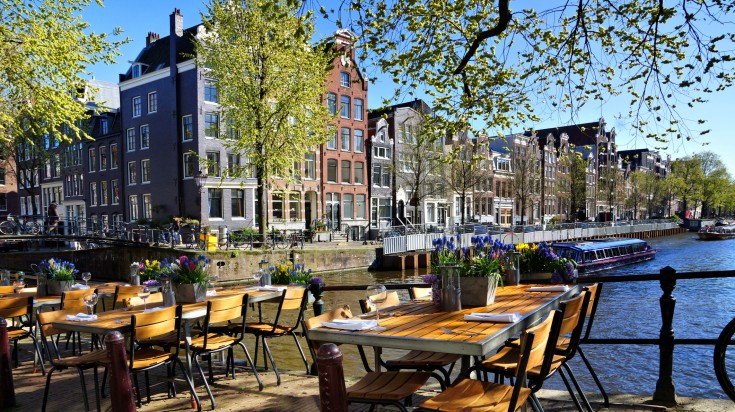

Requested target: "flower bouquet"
[
  {"left": 269, "top": 262, "right": 313, "bottom": 285},
  {"left": 170, "top": 255, "right": 210, "bottom": 302},
  {"left": 39, "top": 258, "right": 78, "bottom": 295}
]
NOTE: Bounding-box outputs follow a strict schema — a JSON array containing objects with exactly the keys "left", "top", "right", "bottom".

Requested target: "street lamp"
[{"left": 194, "top": 170, "right": 207, "bottom": 191}]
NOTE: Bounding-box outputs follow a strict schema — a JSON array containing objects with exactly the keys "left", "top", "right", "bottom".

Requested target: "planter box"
[
  {"left": 460, "top": 276, "right": 499, "bottom": 307},
  {"left": 47, "top": 280, "right": 73, "bottom": 296},
  {"left": 173, "top": 283, "right": 206, "bottom": 303}
]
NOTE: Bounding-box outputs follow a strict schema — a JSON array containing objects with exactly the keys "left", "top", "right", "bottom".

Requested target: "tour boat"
[
  {"left": 697, "top": 225, "right": 735, "bottom": 240},
  {"left": 551, "top": 238, "right": 656, "bottom": 274}
]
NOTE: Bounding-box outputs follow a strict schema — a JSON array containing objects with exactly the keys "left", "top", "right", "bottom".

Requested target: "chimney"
[
  {"left": 170, "top": 8, "right": 183, "bottom": 37},
  {"left": 146, "top": 32, "right": 160, "bottom": 46}
]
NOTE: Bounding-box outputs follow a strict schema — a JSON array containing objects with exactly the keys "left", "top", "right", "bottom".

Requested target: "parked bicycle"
[
  {"left": 0, "top": 215, "right": 41, "bottom": 235},
  {"left": 714, "top": 316, "right": 735, "bottom": 401}
]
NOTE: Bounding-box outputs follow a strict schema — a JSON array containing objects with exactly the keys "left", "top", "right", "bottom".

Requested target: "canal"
[{"left": 261, "top": 232, "right": 734, "bottom": 400}]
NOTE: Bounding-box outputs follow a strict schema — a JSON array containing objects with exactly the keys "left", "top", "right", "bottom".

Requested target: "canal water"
[{"left": 265, "top": 232, "right": 734, "bottom": 400}]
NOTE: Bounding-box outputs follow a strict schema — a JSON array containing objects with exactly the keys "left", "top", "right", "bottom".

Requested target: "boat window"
[
  {"left": 604, "top": 249, "right": 613, "bottom": 258},
  {"left": 626, "top": 246, "right": 633, "bottom": 254},
  {"left": 585, "top": 251, "right": 595, "bottom": 262}
]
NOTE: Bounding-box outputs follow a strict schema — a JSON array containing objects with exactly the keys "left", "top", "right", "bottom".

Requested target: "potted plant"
[
  {"left": 268, "top": 262, "right": 314, "bottom": 285},
  {"left": 39, "top": 258, "right": 78, "bottom": 295},
  {"left": 462, "top": 236, "right": 505, "bottom": 306},
  {"left": 171, "top": 255, "right": 210, "bottom": 302}
]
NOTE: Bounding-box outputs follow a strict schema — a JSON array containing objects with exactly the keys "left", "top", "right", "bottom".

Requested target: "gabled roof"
[
  {"left": 120, "top": 24, "right": 200, "bottom": 82},
  {"left": 368, "top": 99, "right": 433, "bottom": 120},
  {"left": 525, "top": 121, "right": 603, "bottom": 149}
]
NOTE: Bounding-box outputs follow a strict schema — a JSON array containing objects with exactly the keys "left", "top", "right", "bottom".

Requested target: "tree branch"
[{"left": 453, "top": 0, "right": 511, "bottom": 75}]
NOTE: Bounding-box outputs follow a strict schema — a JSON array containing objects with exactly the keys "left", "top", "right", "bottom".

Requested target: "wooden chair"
[
  {"left": 245, "top": 287, "right": 309, "bottom": 385},
  {"left": 302, "top": 305, "right": 354, "bottom": 374},
  {"left": 0, "top": 285, "right": 16, "bottom": 294},
  {"left": 128, "top": 305, "right": 200, "bottom": 410},
  {"left": 408, "top": 286, "right": 432, "bottom": 300},
  {"left": 60, "top": 288, "right": 99, "bottom": 354},
  {"left": 0, "top": 296, "right": 44, "bottom": 370},
  {"left": 576, "top": 283, "right": 609, "bottom": 407},
  {"left": 127, "top": 291, "right": 163, "bottom": 308},
  {"left": 359, "top": 291, "right": 460, "bottom": 387},
  {"left": 112, "top": 285, "right": 144, "bottom": 309},
  {"left": 38, "top": 309, "right": 108, "bottom": 412},
  {"left": 419, "top": 310, "right": 561, "bottom": 412},
  {"left": 189, "top": 294, "right": 261, "bottom": 409}
]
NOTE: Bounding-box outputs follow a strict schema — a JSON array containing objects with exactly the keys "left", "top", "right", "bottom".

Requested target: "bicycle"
[
  {"left": 714, "top": 316, "right": 735, "bottom": 401},
  {"left": 157, "top": 224, "right": 176, "bottom": 248},
  {"left": 0, "top": 215, "right": 41, "bottom": 235},
  {"left": 268, "top": 231, "right": 289, "bottom": 249}
]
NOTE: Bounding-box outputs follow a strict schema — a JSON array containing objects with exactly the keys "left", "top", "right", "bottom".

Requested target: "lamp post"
[{"left": 194, "top": 170, "right": 207, "bottom": 229}]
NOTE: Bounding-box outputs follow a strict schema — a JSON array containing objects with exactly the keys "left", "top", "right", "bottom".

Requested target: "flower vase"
[
  {"left": 438, "top": 265, "right": 461, "bottom": 312},
  {"left": 431, "top": 282, "right": 441, "bottom": 306},
  {"left": 173, "top": 283, "right": 206, "bottom": 303},
  {"left": 47, "top": 280, "right": 72, "bottom": 296}
]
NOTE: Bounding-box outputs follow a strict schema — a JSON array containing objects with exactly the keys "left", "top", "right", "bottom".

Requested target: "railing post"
[
  {"left": 105, "top": 331, "right": 136, "bottom": 412},
  {"left": 310, "top": 282, "right": 325, "bottom": 316},
  {"left": 0, "top": 318, "right": 16, "bottom": 409},
  {"left": 653, "top": 266, "right": 677, "bottom": 406},
  {"left": 316, "top": 343, "right": 348, "bottom": 412}
]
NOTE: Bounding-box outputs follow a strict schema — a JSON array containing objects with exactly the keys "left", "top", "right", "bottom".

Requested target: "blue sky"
[{"left": 83, "top": 1, "right": 735, "bottom": 174}]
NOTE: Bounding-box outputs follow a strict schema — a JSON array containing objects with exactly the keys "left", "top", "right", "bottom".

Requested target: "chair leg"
[
  {"left": 100, "top": 366, "right": 108, "bottom": 397},
  {"left": 77, "top": 368, "right": 91, "bottom": 412},
  {"left": 42, "top": 367, "right": 56, "bottom": 412},
  {"left": 529, "top": 393, "right": 545, "bottom": 412},
  {"left": 145, "top": 370, "right": 151, "bottom": 403},
  {"left": 558, "top": 367, "right": 584, "bottom": 412},
  {"left": 563, "top": 363, "right": 594, "bottom": 412},
  {"left": 132, "top": 371, "right": 142, "bottom": 407},
  {"left": 194, "top": 354, "right": 216, "bottom": 410},
  {"left": 93, "top": 366, "right": 101, "bottom": 412},
  {"left": 237, "top": 342, "right": 263, "bottom": 391},
  {"left": 262, "top": 338, "right": 280, "bottom": 385},
  {"left": 207, "top": 353, "right": 214, "bottom": 384},
  {"left": 28, "top": 333, "right": 47, "bottom": 375},
  {"left": 175, "top": 358, "right": 202, "bottom": 412},
  {"left": 290, "top": 332, "right": 309, "bottom": 374},
  {"left": 578, "top": 347, "right": 609, "bottom": 407}
]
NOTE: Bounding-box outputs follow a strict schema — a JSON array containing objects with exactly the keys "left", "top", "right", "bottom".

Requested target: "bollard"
[
  {"left": 310, "top": 282, "right": 325, "bottom": 317},
  {"left": 316, "top": 343, "right": 347, "bottom": 412},
  {"left": 0, "top": 318, "right": 16, "bottom": 409},
  {"left": 653, "top": 266, "right": 677, "bottom": 406},
  {"left": 105, "top": 331, "right": 136, "bottom": 412}
]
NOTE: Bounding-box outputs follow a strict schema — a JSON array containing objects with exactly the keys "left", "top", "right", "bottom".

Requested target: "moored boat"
[
  {"left": 551, "top": 238, "right": 656, "bottom": 274},
  {"left": 697, "top": 225, "right": 735, "bottom": 240}
]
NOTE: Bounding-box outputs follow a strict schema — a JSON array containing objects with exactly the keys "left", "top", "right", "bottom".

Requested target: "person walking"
[{"left": 47, "top": 203, "right": 59, "bottom": 234}]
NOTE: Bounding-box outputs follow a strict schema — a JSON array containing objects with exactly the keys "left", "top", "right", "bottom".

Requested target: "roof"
[
  {"left": 120, "top": 24, "right": 200, "bottom": 82},
  {"left": 368, "top": 99, "right": 433, "bottom": 120},
  {"left": 552, "top": 238, "right": 648, "bottom": 251},
  {"left": 525, "top": 120, "right": 605, "bottom": 149}
]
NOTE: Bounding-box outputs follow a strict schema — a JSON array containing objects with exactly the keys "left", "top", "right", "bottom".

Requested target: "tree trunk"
[{"left": 257, "top": 165, "right": 267, "bottom": 239}]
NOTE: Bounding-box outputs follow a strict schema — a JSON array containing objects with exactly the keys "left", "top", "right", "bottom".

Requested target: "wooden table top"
[{"left": 308, "top": 284, "right": 580, "bottom": 357}]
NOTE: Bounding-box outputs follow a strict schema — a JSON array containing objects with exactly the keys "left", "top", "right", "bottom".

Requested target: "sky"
[{"left": 82, "top": 1, "right": 735, "bottom": 174}]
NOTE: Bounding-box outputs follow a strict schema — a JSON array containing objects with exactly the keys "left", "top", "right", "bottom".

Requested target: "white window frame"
[
  {"left": 132, "top": 96, "right": 141, "bottom": 118},
  {"left": 147, "top": 91, "right": 158, "bottom": 113}
]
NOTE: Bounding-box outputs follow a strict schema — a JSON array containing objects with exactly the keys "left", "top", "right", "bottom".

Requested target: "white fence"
[{"left": 382, "top": 222, "right": 679, "bottom": 255}]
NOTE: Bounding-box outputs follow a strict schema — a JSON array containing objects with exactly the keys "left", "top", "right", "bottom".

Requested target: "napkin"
[
  {"left": 206, "top": 290, "right": 218, "bottom": 297},
  {"left": 242, "top": 286, "right": 260, "bottom": 291},
  {"left": 464, "top": 312, "right": 521, "bottom": 323},
  {"left": 66, "top": 313, "right": 98, "bottom": 322},
  {"left": 321, "top": 319, "right": 378, "bottom": 331},
  {"left": 258, "top": 286, "right": 287, "bottom": 292},
  {"left": 71, "top": 284, "right": 90, "bottom": 290},
  {"left": 528, "top": 285, "right": 570, "bottom": 292}
]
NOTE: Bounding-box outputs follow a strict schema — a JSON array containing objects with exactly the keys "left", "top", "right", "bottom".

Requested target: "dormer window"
[
  {"left": 131, "top": 63, "right": 148, "bottom": 78},
  {"left": 100, "top": 118, "right": 108, "bottom": 135}
]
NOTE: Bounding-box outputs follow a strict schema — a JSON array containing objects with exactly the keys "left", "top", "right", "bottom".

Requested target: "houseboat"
[
  {"left": 551, "top": 238, "right": 656, "bottom": 274},
  {"left": 697, "top": 225, "right": 735, "bottom": 240}
]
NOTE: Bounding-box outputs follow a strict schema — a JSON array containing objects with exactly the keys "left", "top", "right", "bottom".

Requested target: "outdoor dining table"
[{"left": 308, "top": 284, "right": 581, "bottom": 371}]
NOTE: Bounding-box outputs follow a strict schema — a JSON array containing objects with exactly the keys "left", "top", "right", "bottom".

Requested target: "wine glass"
[
  {"left": 81, "top": 272, "right": 92, "bottom": 287},
  {"left": 253, "top": 269, "right": 263, "bottom": 286},
  {"left": 366, "top": 284, "right": 387, "bottom": 331},
  {"left": 12, "top": 279, "right": 25, "bottom": 294},
  {"left": 83, "top": 292, "right": 98, "bottom": 316},
  {"left": 138, "top": 286, "right": 151, "bottom": 311}
]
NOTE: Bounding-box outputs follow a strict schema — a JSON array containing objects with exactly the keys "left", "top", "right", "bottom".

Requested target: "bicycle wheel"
[
  {"left": 27, "top": 222, "right": 41, "bottom": 235},
  {"left": 714, "top": 316, "right": 735, "bottom": 402},
  {"left": 0, "top": 221, "right": 14, "bottom": 235}
]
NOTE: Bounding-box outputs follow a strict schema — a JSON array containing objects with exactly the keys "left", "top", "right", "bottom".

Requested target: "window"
[
  {"left": 148, "top": 92, "right": 157, "bottom": 113},
  {"left": 110, "top": 144, "right": 118, "bottom": 169},
  {"left": 382, "top": 166, "right": 390, "bottom": 187},
  {"left": 128, "top": 195, "right": 139, "bottom": 221},
  {"left": 291, "top": 160, "right": 301, "bottom": 181},
  {"left": 343, "top": 194, "right": 353, "bottom": 219},
  {"left": 112, "top": 180, "right": 119, "bottom": 204},
  {"left": 90, "top": 182, "right": 98, "bottom": 206},
  {"left": 341, "top": 160, "right": 351, "bottom": 183},
  {"left": 142, "top": 194, "right": 152, "bottom": 219},
  {"left": 100, "top": 118, "right": 109, "bottom": 135},
  {"left": 0, "top": 167, "right": 4, "bottom": 185},
  {"left": 340, "top": 72, "right": 350, "bottom": 87},
  {"left": 208, "top": 188, "right": 223, "bottom": 218},
  {"left": 340, "top": 95, "right": 350, "bottom": 118},
  {"left": 371, "top": 198, "right": 391, "bottom": 227},
  {"left": 182, "top": 115, "right": 193, "bottom": 141},
  {"left": 356, "top": 194, "right": 366, "bottom": 219},
  {"left": 99, "top": 146, "right": 107, "bottom": 171},
  {"left": 354, "top": 129, "right": 364, "bottom": 152},
  {"left": 231, "top": 189, "right": 244, "bottom": 217},
  {"left": 372, "top": 164, "right": 381, "bottom": 187},
  {"left": 141, "top": 159, "right": 151, "bottom": 183},
  {"left": 132, "top": 96, "right": 141, "bottom": 117},
  {"left": 0, "top": 194, "right": 6, "bottom": 211},
  {"left": 427, "top": 203, "right": 435, "bottom": 222},
  {"left": 126, "top": 128, "right": 135, "bottom": 151},
  {"left": 354, "top": 161, "right": 364, "bottom": 184},
  {"left": 183, "top": 153, "right": 197, "bottom": 178},
  {"left": 271, "top": 192, "right": 284, "bottom": 219},
  {"left": 289, "top": 193, "right": 301, "bottom": 220},
  {"left": 100, "top": 181, "right": 108, "bottom": 205},
  {"left": 140, "top": 125, "right": 150, "bottom": 149},
  {"left": 327, "top": 127, "right": 337, "bottom": 150},
  {"left": 354, "top": 98, "right": 363, "bottom": 121},
  {"left": 227, "top": 153, "right": 240, "bottom": 176},
  {"left": 204, "top": 80, "right": 218, "bottom": 103},
  {"left": 373, "top": 146, "right": 391, "bottom": 159},
  {"left": 327, "top": 93, "right": 337, "bottom": 115},
  {"left": 206, "top": 151, "right": 220, "bottom": 177},
  {"left": 204, "top": 112, "right": 219, "bottom": 138},
  {"left": 327, "top": 159, "right": 337, "bottom": 182},
  {"left": 88, "top": 148, "right": 96, "bottom": 172},
  {"left": 341, "top": 127, "right": 350, "bottom": 151},
  {"left": 226, "top": 118, "right": 238, "bottom": 140},
  {"left": 127, "top": 161, "right": 137, "bottom": 185},
  {"left": 304, "top": 153, "right": 315, "bottom": 179}
]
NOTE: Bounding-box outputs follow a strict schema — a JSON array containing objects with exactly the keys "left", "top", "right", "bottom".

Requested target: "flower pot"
[
  {"left": 47, "top": 280, "right": 73, "bottom": 296},
  {"left": 460, "top": 276, "right": 499, "bottom": 307},
  {"left": 173, "top": 283, "right": 206, "bottom": 303}
]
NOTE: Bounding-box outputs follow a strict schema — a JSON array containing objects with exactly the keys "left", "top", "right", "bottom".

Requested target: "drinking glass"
[
  {"left": 81, "top": 272, "right": 92, "bottom": 287},
  {"left": 366, "top": 284, "right": 387, "bottom": 331},
  {"left": 253, "top": 270, "right": 263, "bottom": 286},
  {"left": 83, "top": 292, "right": 98, "bottom": 315},
  {"left": 12, "top": 280, "right": 25, "bottom": 294},
  {"left": 138, "top": 286, "right": 151, "bottom": 311}
]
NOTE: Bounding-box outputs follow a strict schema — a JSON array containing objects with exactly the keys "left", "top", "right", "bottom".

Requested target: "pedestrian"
[
  {"left": 47, "top": 203, "right": 59, "bottom": 234},
  {"left": 172, "top": 217, "right": 182, "bottom": 245}
]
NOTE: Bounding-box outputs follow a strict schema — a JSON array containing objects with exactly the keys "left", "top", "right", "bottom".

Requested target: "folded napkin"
[
  {"left": 321, "top": 319, "right": 378, "bottom": 331},
  {"left": 464, "top": 312, "right": 521, "bottom": 323},
  {"left": 71, "top": 284, "right": 90, "bottom": 290},
  {"left": 206, "top": 290, "right": 217, "bottom": 297},
  {"left": 528, "top": 285, "right": 570, "bottom": 292},
  {"left": 66, "top": 313, "right": 98, "bottom": 322},
  {"left": 257, "top": 286, "right": 287, "bottom": 292},
  {"left": 242, "top": 286, "right": 260, "bottom": 291}
]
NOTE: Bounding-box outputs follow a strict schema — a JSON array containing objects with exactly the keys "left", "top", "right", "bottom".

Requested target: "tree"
[
  {"left": 508, "top": 136, "right": 540, "bottom": 225},
  {"left": 627, "top": 170, "right": 646, "bottom": 220},
  {"left": 325, "top": 1, "right": 735, "bottom": 144},
  {"left": 671, "top": 157, "right": 703, "bottom": 218},
  {"left": 195, "top": 0, "right": 332, "bottom": 236},
  {"left": 695, "top": 151, "right": 729, "bottom": 217},
  {"left": 0, "top": 0, "right": 126, "bottom": 145},
  {"left": 446, "top": 137, "right": 491, "bottom": 226},
  {"left": 558, "top": 146, "right": 588, "bottom": 222}
]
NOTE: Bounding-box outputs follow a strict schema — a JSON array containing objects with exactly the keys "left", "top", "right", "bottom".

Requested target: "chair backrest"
[
  {"left": 408, "top": 287, "right": 431, "bottom": 300},
  {"left": 127, "top": 292, "right": 163, "bottom": 308},
  {"left": 129, "top": 305, "right": 181, "bottom": 367},
  {"left": 203, "top": 294, "right": 249, "bottom": 347},
  {"left": 61, "top": 288, "right": 97, "bottom": 311},
  {"left": 0, "top": 295, "right": 32, "bottom": 319},
  {"left": 38, "top": 309, "right": 80, "bottom": 360},
  {"left": 303, "top": 305, "right": 353, "bottom": 353},
  {"left": 555, "top": 290, "right": 591, "bottom": 359},
  {"left": 359, "top": 291, "right": 401, "bottom": 313},
  {"left": 0, "top": 285, "right": 16, "bottom": 294},
  {"left": 581, "top": 283, "right": 603, "bottom": 341},
  {"left": 113, "top": 285, "right": 144, "bottom": 309},
  {"left": 530, "top": 309, "right": 564, "bottom": 392},
  {"left": 269, "top": 287, "right": 309, "bottom": 331}
]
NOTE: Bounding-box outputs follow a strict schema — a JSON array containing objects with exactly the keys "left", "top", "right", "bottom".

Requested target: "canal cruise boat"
[
  {"left": 697, "top": 225, "right": 735, "bottom": 240},
  {"left": 551, "top": 238, "right": 656, "bottom": 274}
]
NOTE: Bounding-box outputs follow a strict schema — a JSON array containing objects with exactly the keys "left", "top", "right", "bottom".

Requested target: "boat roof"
[{"left": 552, "top": 238, "right": 648, "bottom": 251}]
